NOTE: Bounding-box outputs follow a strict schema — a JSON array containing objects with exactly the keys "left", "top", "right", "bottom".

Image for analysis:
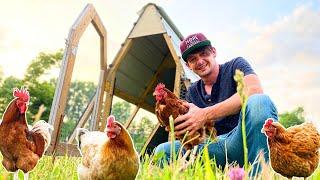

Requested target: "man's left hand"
[{"left": 174, "top": 103, "right": 208, "bottom": 136}]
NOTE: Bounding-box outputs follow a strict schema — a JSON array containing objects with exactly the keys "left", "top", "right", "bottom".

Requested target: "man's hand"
[{"left": 174, "top": 103, "right": 208, "bottom": 136}]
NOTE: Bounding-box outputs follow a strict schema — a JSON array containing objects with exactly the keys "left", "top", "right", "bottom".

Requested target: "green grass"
[
  {"left": 0, "top": 150, "right": 320, "bottom": 179},
  {"left": 0, "top": 155, "right": 80, "bottom": 180}
]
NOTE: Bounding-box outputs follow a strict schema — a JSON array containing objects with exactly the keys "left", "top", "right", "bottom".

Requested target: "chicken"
[
  {"left": 77, "top": 115, "right": 139, "bottom": 180},
  {"left": 153, "top": 83, "right": 216, "bottom": 150},
  {"left": 0, "top": 88, "right": 53, "bottom": 180},
  {"left": 262, "top": 118, "right": 320, "bottom": 179}
]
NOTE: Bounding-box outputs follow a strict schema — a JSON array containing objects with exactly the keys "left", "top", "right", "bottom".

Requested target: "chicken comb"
[
  {"left": 155, "top": 83, "right": 165, "bottom": 91},
  {"left": 264, "top": 118, "right": 274, "bottom": 128},
  {"left": 107, "top": 115, "right": 115, "bottom": 128},
  {"left": 13, "top": 87, "right": 30, "bottom": 102}
]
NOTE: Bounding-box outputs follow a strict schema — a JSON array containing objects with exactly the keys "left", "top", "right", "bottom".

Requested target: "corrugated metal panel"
[
  {"left": 115, "top": 34, "right": 175, "bottom": 110},
  {"left": 111, "top": 3, "right": 201, "bottom": 110}
]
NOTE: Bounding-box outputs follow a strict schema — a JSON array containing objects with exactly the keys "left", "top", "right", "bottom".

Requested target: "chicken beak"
[{"left": 152, "top": 92, "right": 156, "bottom": 96}]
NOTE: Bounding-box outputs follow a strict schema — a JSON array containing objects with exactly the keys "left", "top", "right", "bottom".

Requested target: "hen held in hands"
[{"left": 153, "top": 83, "right": 216, "bottom": 149}]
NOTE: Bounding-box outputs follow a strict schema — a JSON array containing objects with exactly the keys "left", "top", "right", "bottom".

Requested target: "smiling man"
[{"left": 154, "top": 33, "right": 279, "bottom": 171}]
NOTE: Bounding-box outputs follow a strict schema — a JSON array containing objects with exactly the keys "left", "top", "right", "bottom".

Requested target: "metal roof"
[{"left": 110, "top": 3, "right": 199, "bottom": 113}]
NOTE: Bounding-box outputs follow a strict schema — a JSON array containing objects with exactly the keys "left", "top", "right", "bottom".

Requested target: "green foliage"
[
  {"left": 60, "top": 80, "right": 96, "bottom": 141},
  {"left": 130, "top": 116, "right": 155, "bottom": 152},
  {"left": 22, "top": 50, "right": 63, "bottom": 123},
  {"left": 111, "top": 101, "right": 132, "bottom": 124},
  {"left": 24, "top": 49, "right": 63, "bottom": 84},
  {"left": 65, "top": 81, "right": 96, "bottom": 121},
  {"left": 27, "top": 80, "right": 56, "bottom": 123},
  {"left": 279, "top": 106, "right": 305, "bottom": 128},
  {"left": 0, "top": 155, "right": 80, "bottom": 180},
  {"left": 0, "top": 50, "right": 63, "bottom": 123},
  {"left": 0, "top": 76, "right": 24, "bottom": 118}
]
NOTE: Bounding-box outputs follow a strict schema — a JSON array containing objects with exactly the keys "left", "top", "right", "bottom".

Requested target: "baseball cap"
[{"left": 180, "top": 33, "right": 211, "bottom": 61}]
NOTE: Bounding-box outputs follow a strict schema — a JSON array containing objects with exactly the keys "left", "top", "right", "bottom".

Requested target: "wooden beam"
[
  {"left": 91, "top": 69, "right": 107, "bottom": 131},
  {"left": 124, "top": 106, "right": 140, "bottom": 129},
  {"left": 69, "top": 4, "right": 95, "bottom": 46},
  {"left": 115, "top": 89, "right": 154, "bottom": 113},
  {"left": 48, "top": 39, "right": 78, "bottom": 154},
  {"left": 91, "top": 11, "right": 107, "bottom": 38},
  {"left": 98, "top": 70, "right": 115, "bottom": 131},
  {"left": 91, "top": 8, "right": 107, "bottom": 69},
  {"left": 110, "top": 39, "right": 133, "bottom": 74},
  {"left": 48, "top": 3, "right": 108, "bottom": 154},
  {"left": 100, "top": 34, "right": 107, "bottom": 69},
  {"left": 67, "top": 96, "right": 95, "bottom": 144},
  {"left": 163, "top": 33, "right": 182, "bottom": 96}
]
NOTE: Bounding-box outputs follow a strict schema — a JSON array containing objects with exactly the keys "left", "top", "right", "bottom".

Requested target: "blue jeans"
[{"left": 154, "top": 94, "right": 278, "bottom": 170}]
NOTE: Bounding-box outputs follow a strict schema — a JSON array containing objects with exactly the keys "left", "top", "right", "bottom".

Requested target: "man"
[{"left": 154, "top": 33, "right": 278, "bottom": 170}]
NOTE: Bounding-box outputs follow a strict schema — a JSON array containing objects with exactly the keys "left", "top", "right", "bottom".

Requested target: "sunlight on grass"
[
  {"left": 0, "top": 71, "right": 319, "bottom": 179},
  {"left": 0, "top": 148, "right": 319, "bottom": 179},
  {"left": 0, "top": 155, "right": 80, "bottom": 180}
]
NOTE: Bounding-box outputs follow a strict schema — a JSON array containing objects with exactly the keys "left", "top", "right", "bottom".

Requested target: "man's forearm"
[{"left": 203, "top": 75, "right": 263, "bottom": 123}]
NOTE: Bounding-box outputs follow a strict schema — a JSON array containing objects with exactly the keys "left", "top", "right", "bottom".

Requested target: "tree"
[
  {"left": 24, "top": 49, "right": 63, "bottom": 84},
  {"left": 130, "top": 116, "right": 155, "bottom": 152},
  {"left": 279, "top": 106, "right": 305, "bottom": 128},
  {"left": 0, "top": 66, "right": 3, "bottom": 84},
  {"left": 60, "top": 80, "right": 96, "bottom": 141},
  {"left": 0, "top": 76, "right": 24, "bottom": 118},
  {"left": 111, "top": 101, "right": 132, "bottom": 124},
  {"left": 21, "top": 50, "right": 63, "bottom": 123}
]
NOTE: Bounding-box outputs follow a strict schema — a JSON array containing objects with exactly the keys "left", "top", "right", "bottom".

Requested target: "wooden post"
[
  {"left": 91, "top": 69, "right": 107, "bottom": 131},
  {"left": 48, "top": 4, "right": 108, "bottom": 155},
  {"left": 67, "top": 96, "right": 95, "bottom": 144},
  {"left": 163, "top": 33, "right": 182, "bottom": 96},
  {"left": 98, "top": 70, "right": 116, "bottom": 131}
]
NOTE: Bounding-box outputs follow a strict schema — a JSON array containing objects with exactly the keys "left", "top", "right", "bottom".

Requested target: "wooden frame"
[
  {"left": 46, "top": 3, "right": 197, "bottom": 157},
  {"left": 47, "top": 4, "right": 107, "bottom": 155},
  {"left": 67, "top": 95, "right": 96, "bottom": 144}
]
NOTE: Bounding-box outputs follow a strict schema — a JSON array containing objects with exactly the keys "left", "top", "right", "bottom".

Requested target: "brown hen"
[
  {"left": 0, "top": 88, "right": 52, "bottom": 180},
  {"left": 262, "top": 118, "right": 320, "bottom": 179},
  {"left": 153, "top": 83, "right": 216, "bottom": 150}
]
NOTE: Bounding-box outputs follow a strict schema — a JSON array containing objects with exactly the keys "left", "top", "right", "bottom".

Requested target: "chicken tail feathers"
[{"left": 30, "top": 120, "right": 53, "bottom": 157}]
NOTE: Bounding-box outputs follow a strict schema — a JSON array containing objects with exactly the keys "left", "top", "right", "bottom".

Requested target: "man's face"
[{"left": 186, "top": 46, "right": 217, "bottom": 77}]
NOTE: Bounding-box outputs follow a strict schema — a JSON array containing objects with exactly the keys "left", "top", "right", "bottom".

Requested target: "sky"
[{"left": 0, "top": 0, "right": 319, "bottom": 126}]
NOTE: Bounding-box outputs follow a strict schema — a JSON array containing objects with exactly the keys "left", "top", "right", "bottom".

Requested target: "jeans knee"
[
  {"left": 246, "top": 94, "right": 278, "bottom": 127},
  {"left": 247, "top": 94, "right": 272, "bottom": 107},
  {"left": 154, "top": 142, "right": 171, "bottom": 155}
]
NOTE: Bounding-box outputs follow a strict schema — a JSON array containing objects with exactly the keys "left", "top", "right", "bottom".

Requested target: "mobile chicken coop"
[{"left": 47, "top": 3, "right": 199, "bottom": 156}]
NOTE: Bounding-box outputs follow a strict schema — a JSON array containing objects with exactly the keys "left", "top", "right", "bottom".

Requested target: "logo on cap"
[{"left": 185, "top": 35, "right": 200, "bottom": 49}]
